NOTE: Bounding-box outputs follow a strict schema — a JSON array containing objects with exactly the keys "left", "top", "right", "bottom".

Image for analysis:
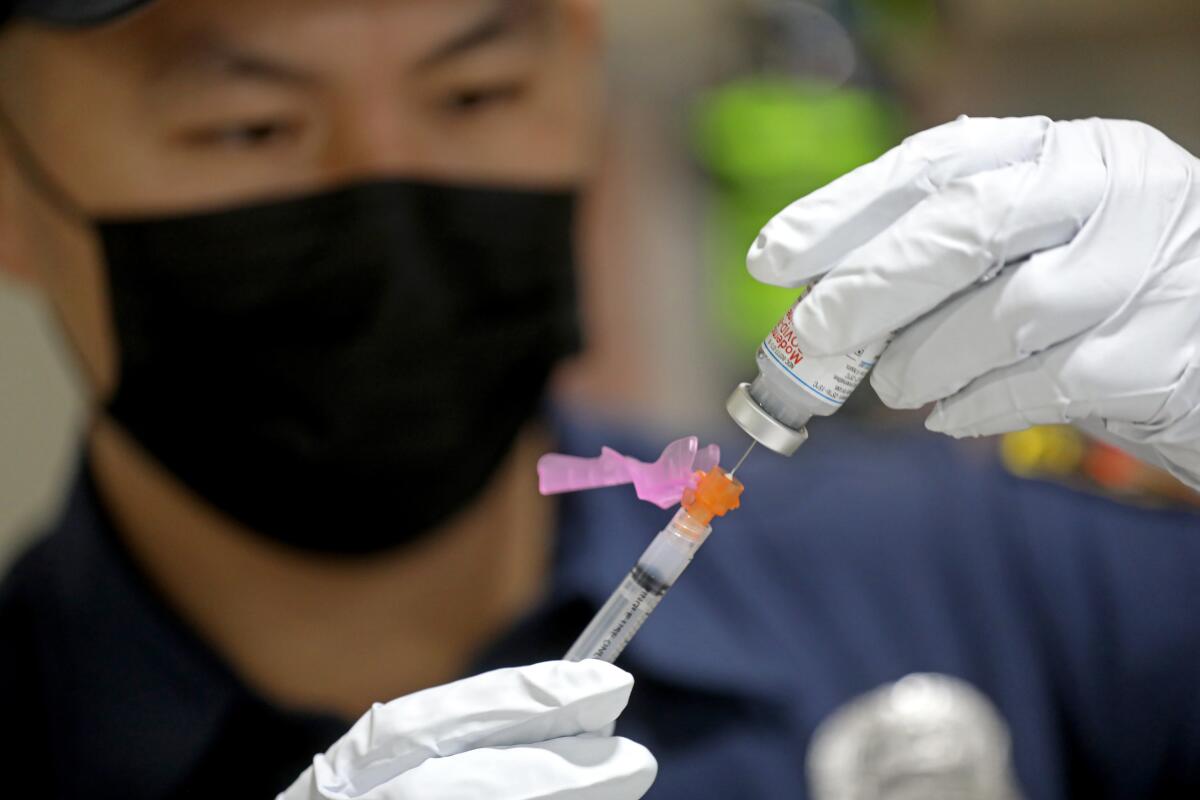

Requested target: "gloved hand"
[
  {"left": 278, "top": 660, "right": 657, "bottom": 800},
  {"left": 748, "top": 116, "right": 1200, "bottom": 489}
]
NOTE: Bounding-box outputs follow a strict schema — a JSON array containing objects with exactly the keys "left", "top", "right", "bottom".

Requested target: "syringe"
[{"left": 564, "top": 465, "right": 745, "bottom": 663}]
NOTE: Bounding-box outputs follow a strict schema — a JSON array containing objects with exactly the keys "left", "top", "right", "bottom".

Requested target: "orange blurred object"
[
  {"left": 1001, "top": 426, "right": 1200, "bottom": 509},
  {"left": 1081, "top": 442, "right": 1143, "bottom": 489},
  {"left": 682, "top": 466, "right": 744, "bottom": 525}
]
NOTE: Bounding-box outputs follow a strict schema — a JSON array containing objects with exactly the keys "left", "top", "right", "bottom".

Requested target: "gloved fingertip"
[
  {"left": 746, "top": 228, "right": 826, "bottom": 289},
  {"left": 529, "top": 661, "right": 635, "bottom": 723},
  {"left": 569, "top": 658, "right": 635, "bottom": 688},
  {"left": 745, "top": 233, "right": 786, "bottom": 286},
  {"left": 869, "top": 367, "right": 914, "bottom": 410},
  {"left": 925, "top": 406, "right": 984, "bottom": 439},
  {"left": 617, "top": 738, "right": 661, "bottom": 795},
  {"left": 924, "top": 406, "right": 954, "bottom": 435}
]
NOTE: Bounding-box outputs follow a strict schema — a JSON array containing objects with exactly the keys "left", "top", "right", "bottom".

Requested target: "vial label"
[{"left": 760, "top": 295, "right": 889, "bottom": 407}]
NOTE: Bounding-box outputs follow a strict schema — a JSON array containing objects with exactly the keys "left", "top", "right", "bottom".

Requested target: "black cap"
[{"left": 5, "top": 0, "right": 156, "bottom": 26}]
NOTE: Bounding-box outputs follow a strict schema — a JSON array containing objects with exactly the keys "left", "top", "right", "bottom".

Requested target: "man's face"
[{"left": 0, "top": 0, "right": 600, "bottom": 394}]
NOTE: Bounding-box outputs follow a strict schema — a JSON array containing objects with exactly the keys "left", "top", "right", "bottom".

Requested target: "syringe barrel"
[
  {"left": 564, "top": 508, "right": 711, "bottom": 663},
  {"left": 727, "top": 292, "right": 889, "bottom": 456}
]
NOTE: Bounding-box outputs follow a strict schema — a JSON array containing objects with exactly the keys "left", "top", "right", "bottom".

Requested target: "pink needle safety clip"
[{"left": 536, "top": 436, "right": 721, "bottom": 509}]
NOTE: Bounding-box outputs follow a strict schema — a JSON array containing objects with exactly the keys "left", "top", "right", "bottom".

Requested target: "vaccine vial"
[{"left": 727, "top": 292, "right": 889, "bottom": 455}]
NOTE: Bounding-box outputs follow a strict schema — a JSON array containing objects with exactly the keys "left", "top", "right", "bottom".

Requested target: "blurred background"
[{"left": 2, "top": 0, "right": 1199, "bottom": 569}]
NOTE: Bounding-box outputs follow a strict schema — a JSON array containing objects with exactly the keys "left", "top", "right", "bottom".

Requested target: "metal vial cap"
[{"left": 725, "top": 382, "right": 809, "bottom": 456}]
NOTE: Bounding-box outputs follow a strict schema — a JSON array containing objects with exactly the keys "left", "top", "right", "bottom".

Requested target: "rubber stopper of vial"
[{"left": 682, "top": 466, "right": 744, "bottom": 525}]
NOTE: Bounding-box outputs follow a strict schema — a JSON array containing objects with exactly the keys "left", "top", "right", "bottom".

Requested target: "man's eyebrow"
[
  {"left": 148, "top": 35, "right": 320, "bottom": 89},
  {"left": 414, "top": 0, "right": 545, "bottom": 71}
]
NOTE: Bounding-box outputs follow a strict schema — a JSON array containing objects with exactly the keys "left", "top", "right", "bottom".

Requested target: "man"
[{"left": 0, "top": 0, "right": 1198, "bottom": 798}]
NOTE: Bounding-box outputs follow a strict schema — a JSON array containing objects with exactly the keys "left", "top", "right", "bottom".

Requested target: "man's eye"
[
  {"left": 443, "top": 84, "right": 525, "bottom": 114},
  {"left": 183, "top": 119, "right": 303, "bottom": 150}
]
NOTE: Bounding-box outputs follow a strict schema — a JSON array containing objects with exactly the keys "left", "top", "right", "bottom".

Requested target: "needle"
[{"left": 728, "top": 440, "right": 757, "bottom": 477}]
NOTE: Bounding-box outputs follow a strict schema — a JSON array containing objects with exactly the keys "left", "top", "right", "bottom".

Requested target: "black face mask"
[{"left": 89, "top": 180, "right": 581, "bottom": 553}]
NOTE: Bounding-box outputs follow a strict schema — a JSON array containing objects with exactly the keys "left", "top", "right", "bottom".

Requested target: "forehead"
[{"left": 21, "top": 0, "right": 547, "bottom": 85}]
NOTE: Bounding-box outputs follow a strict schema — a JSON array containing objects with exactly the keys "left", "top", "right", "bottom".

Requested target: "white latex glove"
[
  {"left": 278, "top": 660, "right": 656, "bottom": 800},
  {"left": 748, "top": 116, "right": 1200, "bottom": 489}
]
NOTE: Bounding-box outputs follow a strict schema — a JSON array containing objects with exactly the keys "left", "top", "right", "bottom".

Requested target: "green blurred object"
[{"left": 693, "top": 78, "right": 902, "bottom": 353}]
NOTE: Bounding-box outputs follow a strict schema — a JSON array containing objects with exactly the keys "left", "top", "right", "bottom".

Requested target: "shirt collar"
[
  {"left": 47, "top": 464, "right": 350, "bottom": 794},
  {"left": 42, "top": 465, "right": 249, "bottom": 796}
]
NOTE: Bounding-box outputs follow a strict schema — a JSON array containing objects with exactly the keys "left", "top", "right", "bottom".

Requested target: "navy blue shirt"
[{"left": 3, "top": 415, "right": 1200, "bottom": 798}]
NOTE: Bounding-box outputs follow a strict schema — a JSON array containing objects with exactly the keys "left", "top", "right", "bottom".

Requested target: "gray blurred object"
[
  {"left": 808, "top": 673, "right": 1024, "bottom": 800},
  {"left": 737, "top": 0, "right": 858, "bottom": 86},
  {"left": 0, "top": 283, "right": 83, "bottom": 572}
]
